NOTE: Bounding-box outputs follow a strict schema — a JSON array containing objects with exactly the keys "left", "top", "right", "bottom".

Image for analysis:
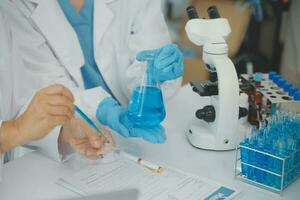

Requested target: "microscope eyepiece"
[
  {"left": 207, "top": 6, "right": 220, "bottom": 19},
  {"left": 186, "top": 6, "right": 199, "bottom": 19}
]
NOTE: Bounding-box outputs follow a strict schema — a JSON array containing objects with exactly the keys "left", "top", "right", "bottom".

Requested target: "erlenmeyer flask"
[{"left": 125, "top": 57, "right": 166, "bottom": 127}]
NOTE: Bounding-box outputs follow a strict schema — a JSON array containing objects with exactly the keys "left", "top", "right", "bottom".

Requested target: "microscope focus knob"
[
  {"left": 196, "top": 106, "right": 215, "bottom": 123},
  {"left": 239, "top": 107, "right": 248, "bottom": 119}
]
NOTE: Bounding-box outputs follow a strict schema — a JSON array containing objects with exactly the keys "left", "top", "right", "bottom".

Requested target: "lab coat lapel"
[
  {"left": 93, "top": 0, "right": 114, "bottom": 56},
  {"left": 26, "top": 0, "right": 85, "bottom": 87},
  {"left": 94, "top": 0, "right": 115, "bottom": 42}
]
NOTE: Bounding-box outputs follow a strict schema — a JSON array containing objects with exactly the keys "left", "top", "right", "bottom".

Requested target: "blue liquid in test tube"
[{"left": 240, "top": 111, "right": 300, "bottom": 190}]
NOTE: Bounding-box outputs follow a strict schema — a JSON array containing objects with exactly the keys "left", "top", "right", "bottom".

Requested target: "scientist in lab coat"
[
  {"left": 0, "top": 12, "right": 113, "bottom": 173},
  {"left": 1, "top": 0, "right": 184, "bottom": 160}
]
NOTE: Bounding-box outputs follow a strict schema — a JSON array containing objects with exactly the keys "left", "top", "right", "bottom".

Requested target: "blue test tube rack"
[
  {"left": 235, "top": 112, "right": 300, "bottom": 194},
  {"left": 238, "top": 144, "right": 300, "bottom": 193}
]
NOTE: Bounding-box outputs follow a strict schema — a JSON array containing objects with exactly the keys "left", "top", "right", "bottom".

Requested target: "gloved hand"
[
  {"left": 96, "top": 97, "right": 130, "bottom": 138},
  {"left": 96, "top": 97, "right": 166, "bottom": 144},
  {"left": 120, "top": 113, "right": 166, "bottom": 144},
  {"left": 130, "top": 126, "right": 166, "bottom": 144},
  {"left": 136, "top": 44, "right": 184, "bottom": 83}
]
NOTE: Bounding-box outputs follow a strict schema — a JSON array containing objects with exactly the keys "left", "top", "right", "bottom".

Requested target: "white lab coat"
[
  {"left": 0, "top": 0, "right": 181, "bottom": 161},
  {"left": 0, "top": 11, "right": 25, "bottom": 181},
  {"left": 0, "top": 13, "right": 12, "bottom": 122},
  {"left": 0, "top": 12, "right": 9, "bottom": 182},
  {"left": 1, "top": 9, "right": 48, "bottom": 173}
]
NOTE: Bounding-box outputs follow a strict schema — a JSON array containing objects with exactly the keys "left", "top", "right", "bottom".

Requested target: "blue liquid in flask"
[{"left": 126, "top": 86, "right": 166, "bottom": 127}]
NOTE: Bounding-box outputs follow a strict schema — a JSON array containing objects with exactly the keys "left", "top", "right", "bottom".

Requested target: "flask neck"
[{"left": 145, "top": 60, "right": 160, "bottom": 87}]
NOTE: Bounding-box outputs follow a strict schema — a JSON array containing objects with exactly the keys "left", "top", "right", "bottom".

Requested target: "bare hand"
[
  {"left": 60, "top": 118, "right": 115, "bottom": 159},
  {"left": 15, "top": 84, "right": 75, "bottom": 144}
]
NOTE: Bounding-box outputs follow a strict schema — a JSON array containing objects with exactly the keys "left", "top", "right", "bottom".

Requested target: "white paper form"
[{"left": 57, "top": 156, "right": 239, "bottom": 200}]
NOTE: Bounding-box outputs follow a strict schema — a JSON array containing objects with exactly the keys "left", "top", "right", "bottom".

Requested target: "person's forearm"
[{"left": 0, "top": 120, "right": 25, "bottom": 152}]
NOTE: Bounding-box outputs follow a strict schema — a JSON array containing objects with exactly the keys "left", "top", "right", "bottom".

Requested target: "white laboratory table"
[{"left": 0, "top": 85, "right": 299, "bottom": 200}]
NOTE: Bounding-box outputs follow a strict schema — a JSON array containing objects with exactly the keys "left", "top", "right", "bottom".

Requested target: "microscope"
[{"left": 185, "top": 6, "right": 249, "bottom": 151}]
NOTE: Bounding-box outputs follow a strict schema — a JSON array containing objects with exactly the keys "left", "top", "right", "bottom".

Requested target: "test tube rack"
[
  {"left": 239, "top": 72, "right": 300, "bottom": 127},
  {"left": 235, "top": 143, "right": 300, "bottom": 194},
  {"left": 235, "top": 73, "right": 300, "bottom": 194}
]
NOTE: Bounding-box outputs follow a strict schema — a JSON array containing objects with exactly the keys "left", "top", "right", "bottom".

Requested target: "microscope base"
[{"left": 187, "top": 124, "right": 236, "bottom": 151}]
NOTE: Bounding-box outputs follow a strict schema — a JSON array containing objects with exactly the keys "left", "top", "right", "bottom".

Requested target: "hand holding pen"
[
  {"left": 59, "top": 105, "right": 115, "bottom": 159},
  {"left": 72, "top": 105, "right": 163, "bottom": 174}
]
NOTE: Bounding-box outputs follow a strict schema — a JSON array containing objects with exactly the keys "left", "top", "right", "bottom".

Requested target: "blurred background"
[{"left": 160, "top": 0, "right": 300, "bottom": 88}]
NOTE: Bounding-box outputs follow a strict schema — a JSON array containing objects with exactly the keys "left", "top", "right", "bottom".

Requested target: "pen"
[
  {"left": 118, "top": 151, "right": 163, "bottom": 174},
  {"left": 74, "top": 105, "right": 111, "bottom": 144}
]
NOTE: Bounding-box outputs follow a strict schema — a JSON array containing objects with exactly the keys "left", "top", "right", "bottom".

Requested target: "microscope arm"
[{"left": 210, "top": 55, "right": 240, "bottom": 148}]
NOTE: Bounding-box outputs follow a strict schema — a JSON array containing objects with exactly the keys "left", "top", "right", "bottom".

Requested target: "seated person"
[
  {"left": 0, "top": 0, "right": 184, "bottom": 159},
  {"left": 0, "top": 12, "right": 113, "bottom": 168}
]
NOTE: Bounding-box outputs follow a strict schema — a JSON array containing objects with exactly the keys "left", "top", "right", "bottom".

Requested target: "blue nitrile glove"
[
  {"left": 120, "top": 113, "right": 166, "bottom": 144},
  {"left": 131, "top": 126, "right": 166, "bottom": 144},
  {"left": 136, "top": 44, "right": 184, "bottom": 83},
  {"left": 96, "top": 97, "right": 166, "bottom": 144},
  {"left": 96, "top": 97, "right": 130, "bottom": 137}
]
